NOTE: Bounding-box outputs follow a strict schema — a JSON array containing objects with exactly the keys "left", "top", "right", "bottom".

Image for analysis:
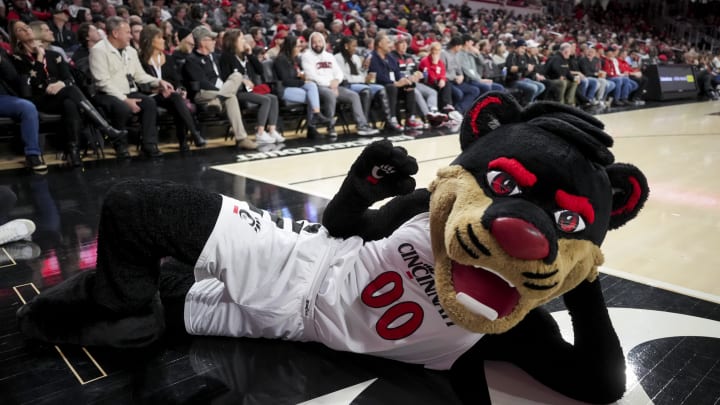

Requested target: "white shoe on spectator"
[
  {"left": 448, "top": 111, "right": 464, "bottom": 122},
  {"left": 256, "top": 131, "right": 275, "bottom": 145},
  {"left": 357, "top": 124, "right": 379, "bottom": 136},
  {"left": 270, "top": 130, "right": 286, "bottom": 143},
  {"left": 0, "top": 219, "right": 36, "bottom": 245}
]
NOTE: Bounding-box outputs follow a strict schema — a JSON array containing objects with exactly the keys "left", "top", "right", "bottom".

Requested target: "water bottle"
[{"left": 502, "top": 66, "right": 507, "bottom": 79}]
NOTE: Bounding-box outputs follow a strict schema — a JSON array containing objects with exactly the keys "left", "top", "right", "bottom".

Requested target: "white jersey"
[{"left": 184, "top": 196, "right": 484, "bottom": 370}]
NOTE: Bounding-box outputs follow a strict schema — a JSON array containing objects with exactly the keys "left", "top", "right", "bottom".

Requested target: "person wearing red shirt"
[
  {"left": 601, "top": 45, "right": 637, "bottom": 106},
  {"left": 410, "top": 32, "right": 430, "bottom": 55},
  {"left": 617, "top": 49, "right": 646, "bottom": 103},
  {"left": 418, "top": 42, "right": 453, "bottom": 114}
]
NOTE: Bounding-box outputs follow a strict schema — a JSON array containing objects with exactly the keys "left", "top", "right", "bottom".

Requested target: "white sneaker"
[
  {"left": 256, "top": 132, "right": 275, "bottom": 145},
  {"left": 270, "top": 130, "right": 286, "bottom": 143},
  {"left": 448, "top": 111, "right": 463, "bottom": 122},
  {"left": 0, "top": 219, "right": 35, "bottom": 245}
]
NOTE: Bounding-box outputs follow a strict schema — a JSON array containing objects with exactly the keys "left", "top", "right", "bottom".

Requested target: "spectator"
[
  {"left": 392, "top": 36, "right": 445, "bottom": 128},
  {"left": 211, "top": 0, "right": 231, "bottom": 30},
  {"left": 579, "top": 46, "right": 613, "bottom": 106},
  {"left": 227, "top": 4, "right": 247, "bottom": 31},
  {"left": 129, "top": 20, "right": 143, "bottom": 50},
  {"left": 172, "top": 27, "right": 194, "bottom": 66},
  {"left": 334, "top": 36, "right": 386, "bottom": 131},
  {"left": 7, "top": 0, "right": 51, "bottom": 24},
  {"left": 182, "top": 26, "right": 257, "bottom": 150},
  {"left": 273, "top": 35, "right": 331, "bottom": 135},
  {"left": 458, "top": 35, "right": 504, "bottom": 97},
  {"left": 617, "top": 49, "right": 647, "bottom": 104},
  {"left": 170, "top": 4, "right": 190, "bottom": 32},
  {"left": 301, "top": 31, "right": 377, "bottom": 137},
  {"left": 265, "top": 26, "right": 287, "bottom": 61},
  {"left": 219, "top": 30, "right": 285, "bottom": 144},
  {"left": 544, "top": 42, "right": 579, "bottom": 106},
  {"left": 29, "top": 20, "right": 69, "bottom": 62},
  {"left": 49, "top": 9, "right": 77, "bottom": 52},
  {"left": 12, "top": 20, "right": 126, "bottom": 167},
  {"left": 416, "top": 42, "right": 454, "bottom": 125},
  {"left": 602, "top": 45, "right": 638, "bottom": 107},
  {"left": 188, "top": 4, "right": 206, "bottom": 31},
  {"left": 0, "top": 47, "right": 46, "bottom": 172},
  {"left": 138, "top": 24, "right": 206, "bottom": 151},
  {"left": 504, "top": 39, "right": 545, "bottom": 105},
  {"left": 368, "top": 32, "right": 420, "bottom": 132},
  {"left": 90, "top": 16, "right": 171, "bottom": 158},
  {"left": 71, "top": 23, "right": 100, "bottom": 70},
  {"left": 441, "top": 36, "right": 480, "bottom": 113}
]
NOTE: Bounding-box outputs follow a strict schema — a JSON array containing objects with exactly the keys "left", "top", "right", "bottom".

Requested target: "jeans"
[
  {"left": 450, "top": 81, "right": 481, "bottom": 113},
  {"left": 579, "top": 77, "right": 599, "bottom": 100},
  {"left": 608, "top": 77, "right": 637, "bottom": 101},
  {"left": 282, "top": 82, "right": 321, "bottom": 111},
  {"left": 0, "top": 95, "right": 41, "bottom": 156},
  {"left": 510, "top": 79, "right": 545, "bottom": 103},
  {"left": 413, "top": 82, "right": 438, "bottom": 116}
]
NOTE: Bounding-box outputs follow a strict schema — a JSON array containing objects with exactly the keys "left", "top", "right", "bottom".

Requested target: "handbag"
[{"left": 252, "top": 83, "right": 272, "bottom": 95}]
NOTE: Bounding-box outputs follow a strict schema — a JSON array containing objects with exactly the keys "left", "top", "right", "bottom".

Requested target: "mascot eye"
[
  {"left": 554, "top": 210, "right": 586, "bottom": 233},
  {"left": 486, "top": 170, "right": 521, "bottom": 196}
]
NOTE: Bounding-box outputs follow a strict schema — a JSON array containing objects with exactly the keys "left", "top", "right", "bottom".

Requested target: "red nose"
[{"left": 490, "top": 217, "right": 549, "bottom": 260}]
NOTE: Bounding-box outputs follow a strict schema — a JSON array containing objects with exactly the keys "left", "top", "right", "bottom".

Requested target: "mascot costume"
[{"left": 17, "top": 93, "right": 649, "bottom": 404}]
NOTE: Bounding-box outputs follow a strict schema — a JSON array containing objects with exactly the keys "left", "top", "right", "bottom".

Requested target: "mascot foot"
[{"left": 16, "top": 271, "right": 166, "bottom": 348}]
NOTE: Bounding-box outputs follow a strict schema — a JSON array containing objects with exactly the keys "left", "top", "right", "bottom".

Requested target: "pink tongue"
[{"left": 451, "top": 262, "right": 520, "bottom": 318}]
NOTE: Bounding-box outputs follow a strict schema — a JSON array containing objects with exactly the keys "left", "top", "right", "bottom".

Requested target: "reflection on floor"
[{"left": 0, "top": 101, "right": 719, "bottom": 404}]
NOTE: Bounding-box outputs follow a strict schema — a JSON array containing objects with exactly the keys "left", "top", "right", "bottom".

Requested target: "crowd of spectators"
[{"left": 1, "top": 0, "right": 719, "bottom": 173}]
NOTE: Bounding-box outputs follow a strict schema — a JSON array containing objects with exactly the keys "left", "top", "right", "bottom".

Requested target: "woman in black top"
[
  {"left": 219, "top": 29, "right": 282, "bottom": 144},
  {"left": 10, "top": 21, "right": 125, "bottom": 167},
  {"left": 273, "top": 35, "right": 329, "bottom": 129},
  {"left": 139, "top": 24, "right": 205, "bottom": 150}
]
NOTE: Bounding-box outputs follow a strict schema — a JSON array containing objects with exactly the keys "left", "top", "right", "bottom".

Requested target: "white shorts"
[{"left": 183, "top": 196, "right": 338, "bottom": 340}]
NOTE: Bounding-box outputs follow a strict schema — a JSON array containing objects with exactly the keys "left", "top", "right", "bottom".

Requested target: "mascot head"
[{"left": 429, "top": 92, "right": 649, "bottom": 334}]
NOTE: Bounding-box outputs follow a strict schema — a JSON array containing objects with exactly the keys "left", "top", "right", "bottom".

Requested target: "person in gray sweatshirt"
[{"left": 440, "top": 36, "right": 480, "bottom": 113}]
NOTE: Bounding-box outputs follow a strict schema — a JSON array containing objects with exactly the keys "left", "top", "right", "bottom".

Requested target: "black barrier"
[{"left": 644, "top": 64, "right": 698, "bottom": 101}]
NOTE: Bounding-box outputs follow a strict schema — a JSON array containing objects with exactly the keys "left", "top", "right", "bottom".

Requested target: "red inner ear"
[
  {"left": 611, "top": 176, "right": 641, "bottom": 216},
  {"left": 469, "top": 96, "right": 503, "bottom": 136}
]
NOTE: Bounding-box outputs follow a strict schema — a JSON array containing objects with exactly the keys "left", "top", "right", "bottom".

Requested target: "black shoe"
[
  {"left": 191, "top": 130, "right": 207, "bottom": 147},
  {"left": 114, "top": 142, "right": 131, "bottom": 159},
  {"left": 179, "top": 141, "right": 190, "bottom": 152},
  {"left": 142, "top": 144, "right": 163, "bottom": 158},
  {"left": 104, "top": 127, "right": 128, "bottom": 143},
  {"left": 66, "top": 146, "right": 83, "bottom": 167},
  {"left": 25, "top": 155, "right": 48, "bottom": 173},
  {"left": 310, "top": 112, "right": 331, "bottom": 126}
]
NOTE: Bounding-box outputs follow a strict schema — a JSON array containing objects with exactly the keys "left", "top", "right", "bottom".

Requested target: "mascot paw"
[
  {"left": 17, "top": 271, "right": 165, "bottom": 348},
  {"left": 350, "top": 140, "right": 419, "bottom": 202}
]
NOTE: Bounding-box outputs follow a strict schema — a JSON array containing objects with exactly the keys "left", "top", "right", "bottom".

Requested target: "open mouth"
[{"left": 451, "top": 262, "right": 520, "bottom": 321}]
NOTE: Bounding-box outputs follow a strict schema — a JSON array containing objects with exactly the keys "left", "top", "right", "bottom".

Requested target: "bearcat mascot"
[{"left": 17, "top": 92, "right": 649, "bottom": 404}]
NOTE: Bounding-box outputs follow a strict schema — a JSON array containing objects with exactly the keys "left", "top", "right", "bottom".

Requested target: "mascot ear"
[
  {"left": 606, "top": 163, "right": 649, "bottom": 230},
  {"left": 460, "top": 91, "right": 522, "bottom": 151}
]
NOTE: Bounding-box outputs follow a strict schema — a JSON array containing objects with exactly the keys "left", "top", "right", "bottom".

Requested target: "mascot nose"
[{"left": 490, "top": 217, "right": 549, "bottom": 260}]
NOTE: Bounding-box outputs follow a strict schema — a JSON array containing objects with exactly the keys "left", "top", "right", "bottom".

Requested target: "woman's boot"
[
  {"left": 190, "top": 127, "right": 206, "bottom": 147},
  {"left": 78, "top": 99, "right": 127, "bottom": 143}
]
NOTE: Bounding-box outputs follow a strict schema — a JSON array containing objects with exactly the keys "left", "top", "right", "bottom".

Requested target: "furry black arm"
[{"left": 323, "top": 187, "right": 430, "bottom": 241}]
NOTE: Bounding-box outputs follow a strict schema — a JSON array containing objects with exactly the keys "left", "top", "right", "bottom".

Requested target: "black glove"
[{"left": 348, "top": 140, "right": 419, "bottom": 204}]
